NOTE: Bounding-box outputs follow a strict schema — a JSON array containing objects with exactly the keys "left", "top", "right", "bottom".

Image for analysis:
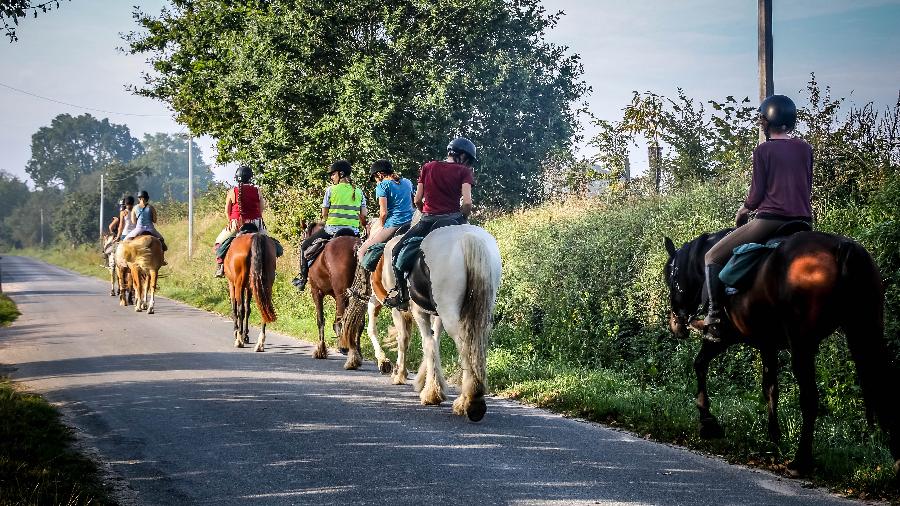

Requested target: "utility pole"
[
  {"left": 187, "top": 135, "right": 194, "bottom": 259},
  {"left": 758, "top": 0, "right": 774, "bottom": 144},
  {"left": 40, "top": 208, "right": 44, "bottom": 248},
  {"left": 99, "top": 173, "right": 105, "bottom": 240}
]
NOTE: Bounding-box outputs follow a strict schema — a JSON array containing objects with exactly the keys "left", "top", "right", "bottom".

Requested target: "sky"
[{"left": 1, "top": 0, "right": 898, "bottom": 185}]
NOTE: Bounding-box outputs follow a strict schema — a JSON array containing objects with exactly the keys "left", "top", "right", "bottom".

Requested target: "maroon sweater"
[{"left": 745, "top": 138, "right": 813, "bottom": 219}]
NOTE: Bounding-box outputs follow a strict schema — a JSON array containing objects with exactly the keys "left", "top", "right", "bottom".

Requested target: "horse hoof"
[
  {"left": 391, "top": 372, "right": 407, "bottom": 385},
  {"left": 243, "top": 335, "right": 250, "bottom": 344},
  {"left": 467, "top": 397, "right": 487, "bottom": 422},
  {"left": 378, "top": 360, "right": 393, "bottom": 375},
  {"left": 338, "top": 347, "right": 348, "bottom": 355},
  {"left": 234, "top": 340, "right": 244, "bottom": 348},
  {"left": 698, "top": 418, "right": 725, "bottom": 439},
  {"left": 148, "top": 308, "right": 154, "bottom": 315},
  {"left": 312, "top": 341, "right": 328, "bottom": 359},
  {"left": 254, "top": 345, "right": 264, "bottom": 352}
]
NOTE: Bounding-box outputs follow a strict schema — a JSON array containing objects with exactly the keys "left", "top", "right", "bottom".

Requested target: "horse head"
[{"left": 300, "top": 220, "right": 324, "bottom": 241}]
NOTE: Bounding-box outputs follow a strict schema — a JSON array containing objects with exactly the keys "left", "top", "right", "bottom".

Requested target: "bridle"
[{"left": 667, "top": 254, "right": 704, "bottom": 329}]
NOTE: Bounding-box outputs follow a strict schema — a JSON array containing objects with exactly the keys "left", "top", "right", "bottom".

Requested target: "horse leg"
[
  {"left": 391, "top": 309, "right": 412, "bottom": 385},
  {"left": 787, "top": 346, "right": 818, "bottom": 477},
  {"left": 242, "top": 287, "right": 251, "bottom": 344},
  {"left": 147, "top": 270, "right": 157, "bottom": 314},
  {"left": 254, "top": 323, "right": 266, "bottom": 352},
  {"left": 761, "top": 347, "right": 781, "bottom": 444},
  {"left": 228, "top": 281, "right": 242, "bottom": 347},
  {"left": 413, "top": 308, "right": 445, "bottom": 405},
  {"left": 694, "top": 339, "right": 728, "bottom": 439},
  {"left": 109, "top": 266, "right": 117, "bottom": 296},
  {"left": 312, "top": 292, "right": 328, "bottom": 359},
  {"left": 118, "top": 267, "right": 128, "bottom": 306},
  {"left": 133, "top": 269, "right": 144, "bottom": 312},
  {"left": 367, "top": 301, "right": 392, "bottom": 374},
  {"left": 340, "top": 296, "right": 363, "bottom": 370}
]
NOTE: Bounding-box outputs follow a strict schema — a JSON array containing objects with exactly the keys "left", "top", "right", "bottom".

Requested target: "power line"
[{"left": 0, "top": 81, "right": 171, "bottom": 118}]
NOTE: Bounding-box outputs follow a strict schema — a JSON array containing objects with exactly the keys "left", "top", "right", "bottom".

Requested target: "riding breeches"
[{"left": 705, "top": 217, "right": 789, "bottom": 266}]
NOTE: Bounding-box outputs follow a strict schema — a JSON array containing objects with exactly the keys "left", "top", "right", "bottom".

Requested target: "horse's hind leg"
[
  {"left": 367, "top": 302, "right": 392, "bottom": 374},
  {"left": 312, "top": 292, "right": 328, "bottom": 359},
  {"left": 413, "top": 309, "right": 445, "bottom": 405},
  {"left": 254, "top": 323, "right": 266, "bottom": 352},
  {"left": 761, "top": 347, "right": 781, "bottom": 444},
  {"left": 787, "top": 345, "right": 818, "bottom": 477},
  {"left": 242, "top": 287, "right": 251, "bottom": 344},
  {"left": 694, "top": 339, "right": 728, "bottom": 439},
  {"left": 147, "top": 270, "right": 158, "bottom": 314},
  {"left": 390, "top": 309, "right": 412, "bottom": 385}
]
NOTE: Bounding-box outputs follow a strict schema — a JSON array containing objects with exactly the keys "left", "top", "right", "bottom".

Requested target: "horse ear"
[{"left": 664, "top": 237, "right": 677, "bottom": 257}]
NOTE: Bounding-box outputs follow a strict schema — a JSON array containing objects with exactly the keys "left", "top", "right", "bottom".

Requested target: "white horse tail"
[{"left": 459, "top": 232, "right": 497, "bottom": 392}]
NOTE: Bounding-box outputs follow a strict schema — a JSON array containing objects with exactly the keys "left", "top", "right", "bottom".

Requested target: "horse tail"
[
  {"left": 250, "top": 233, "right": 277, "bottom": 323},
  {"left": 839, "top": 240, "right": 900, "bottom": 450},
  {"left": 458, "top": 232, "right": 499, "bottom": 392}
]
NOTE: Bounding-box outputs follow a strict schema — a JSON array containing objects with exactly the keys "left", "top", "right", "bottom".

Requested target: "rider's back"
[
  {"left": 418, "top": 161, "right": 474, "bottom": 214},
  {"left": 748, "top": 138, "right": 813, "bottom": 219}
]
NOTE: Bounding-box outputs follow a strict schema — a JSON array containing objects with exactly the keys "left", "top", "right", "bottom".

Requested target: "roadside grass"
[{"left": 0, "top": 296, "right": 113, "bottom": 505}]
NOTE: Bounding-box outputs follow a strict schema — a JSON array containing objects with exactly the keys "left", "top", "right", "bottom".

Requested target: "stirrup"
[
  {"left": 383, "top": 288, "right": 408, "bottom": 310},
  {"left": 702, "top": 316, "right": 724, "bottom": 343},
  {"left": 291, "top": 275, "right": 306, "bottom": 291},
  {"left": 215, "top": 264, "right": 225, "bottom": 278}
]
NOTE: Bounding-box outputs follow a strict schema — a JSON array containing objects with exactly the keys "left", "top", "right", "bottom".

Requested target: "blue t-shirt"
[{"left": 376, "top": 177, "right": 414, "bottom": 228}]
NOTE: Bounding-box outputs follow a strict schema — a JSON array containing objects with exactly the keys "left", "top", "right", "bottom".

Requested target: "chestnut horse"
[
  {"left": 122, "top": 235, "right": 164, "bottom": 314},
  {"left": 224, "top": 232, "right": 277, "bottom": 351},
  {"left": 664, "top": 230, "right": 900, "bottom": 478},
  {"left": 301, "top": 222, "right": 364, "bottom": 369}
]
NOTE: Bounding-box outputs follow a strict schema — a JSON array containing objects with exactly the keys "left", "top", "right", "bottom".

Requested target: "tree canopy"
[
  {"left": 126, "top": 0, "right": 587, "bottom": 225},
  {"left": 134, "top": 133, "right": 213, "bottom": 202},
  {"left": 1, "top": 0, "right": 70, "bottom": 42},
  {"left": 26, "top": 113, "right": 143, "bottom": 190}
]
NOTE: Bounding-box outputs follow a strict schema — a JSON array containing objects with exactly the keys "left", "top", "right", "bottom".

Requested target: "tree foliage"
[
  {"left": 125, "top": 0, "right": 587, "bottom": 231},
  {"left": 134, "top": 133, "right": 213, "bottom": 202},
  {"left": 26, "top": 113, "right": 143, "bottom": 190},
  {"left": 1, "top": 0, "right": 69, "bottom": 42}
]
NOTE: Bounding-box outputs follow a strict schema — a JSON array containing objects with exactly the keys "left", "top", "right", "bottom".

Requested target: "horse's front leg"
[
  {"left": 312, "top": 291, "right": 328, "bottom": 359},
  {"left": 242, "top": 287, "right": 251, "bottom": 344},
  {"left": 761, "top": 347, "right": 781, "bottom": 444},
  {"left": 132, "top": 269, "right": 144, "bottom": 312},
  {"left": 147, "top": 270, "right": 157, "bottom": 314},
  {"left": 109, "top": 266, "right": 117, "bottom": 296},
  {"left": 694, "top": 339, "right": 728, "bottom": 439},
  {"left": 367, "top": 301, "right": 392, "bottom": 374},
  {"left": 229, "top": 282, "right": 243, "bottom": 348},
  {"left": 787, "top": 346, "right": 818, "bottom": 477},
  {"left": 391, "top": 308, "right": 412, "bottom": 385},
  {"left": 413, "top": 308, "right": 445, "bottom": 405}
]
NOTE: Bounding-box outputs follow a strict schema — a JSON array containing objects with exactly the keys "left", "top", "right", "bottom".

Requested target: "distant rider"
[
  {"left": 116, "top": 195, "right": 136, "bottom": 241},
  {"left": 107, "top": 201, "right": 124, "bottom": 236},
  {"left": 703, "top": 94, "right": 813, "bottom": 341},
  {"left": 383, "top": 137, "right": 476, "bottom": 310},
  {"left": 291, "top": 160, "right": 367, "bottom": 291},
  {"left": 356, "top": 159, "right": 415, "bottom": 264},
  {"left": 124, "top": 190, "right": 168, "bottom": 253},
  {"left": 214, "top": 165, "right": 267, "bottom": 278}
]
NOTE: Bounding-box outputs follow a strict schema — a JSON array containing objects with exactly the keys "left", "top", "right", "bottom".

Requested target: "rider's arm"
[
  {"left": 150, "top": 205, "right": 158, "bottom": 223},
  {"left": 378, "top": 197, "right": 388, "bottom": 226},
  {"left": 744, "top": 148, "right": 766, "bottom": 212},
  {"left": 460, "top": 183, "right": 473, "bottom": 217},
  {"left": 413, "top": 182, "right": 425, "bottom": 211},
  {"left": 108, "top": 217, "right": 119, "bottom": 235},
  {"left": 225, "top": 189, "right": 234, "bottom": 218},
  {"left": 259, "top": 191, "right": 267, "bottom": 213},
  {"left": 116, "top": 211, "right": 125, "bottom": 237},
  {"left": 358, "top": 194, "right": 367, "bottom": 229}
]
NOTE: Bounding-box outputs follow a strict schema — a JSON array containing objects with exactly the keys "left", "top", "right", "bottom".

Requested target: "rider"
[
  {"left": 124, "top": 190, "right": 168, "bottom": 252},
  {"left": 703, "top": 94, "right": 813, "bottom": 341},
  {"left": 214, "top": 165, "right": 267, "bottom": 278},
  {"left": 116, "top": 195, "right": 136, "bottom": 241},
  {"left": 383, "top": 137, "right": 476, "bottom": 310},
  {"left": 107, "top": 201, "right": 123, "bottom": 236},
  {"left": 356, "top": 159, "right": 415, "bottom": 265},
  {"left": 291, "top": 160, "right": 367, "bottom": 291}
]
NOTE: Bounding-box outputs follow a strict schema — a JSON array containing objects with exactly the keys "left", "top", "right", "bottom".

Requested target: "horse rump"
[{"left": 250, "top": 233, "right": 277, "bottom": 323}]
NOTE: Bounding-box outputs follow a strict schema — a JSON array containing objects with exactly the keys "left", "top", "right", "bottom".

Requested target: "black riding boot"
[
  {"left": 703, "top": 263, "right": 726, "bottom": 342},
  {"left": 291, "top": 255, "right": 309, "bottom": 292},
  {"left": 383, "top": 269, "right": 409, "bottom": 311},
  {"left": 160, "top": 238, "right": 168, "bottom": 251}
]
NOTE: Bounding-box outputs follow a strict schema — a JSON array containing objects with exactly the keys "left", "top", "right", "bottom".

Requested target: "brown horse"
[
  {"left": 224, "top": 232, "right": 277, "bottom": 351},
  {"left": 301, "top": 222, "right": 363, "bottom": 369},
  {"left": 122, "top": 235, "right": 165, "bottom": 314},
  {"left": 664, "top": 230, "right": 900, "bottom": 478}
]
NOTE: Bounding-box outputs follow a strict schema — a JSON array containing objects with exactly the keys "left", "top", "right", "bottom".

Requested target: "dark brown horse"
[
  {"left": 664, "top": 229, "right": 900, "bottom": 478},
  {"left": 224, "top": 232, "right": 277, "bottom": 351},
  {"left": 301, "top": 222, "right": 363, "bottom": 369}
]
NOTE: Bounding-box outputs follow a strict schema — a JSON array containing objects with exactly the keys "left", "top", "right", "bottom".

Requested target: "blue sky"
[{"left": 1, "top": 0, "right": 898, "bottom": 184}]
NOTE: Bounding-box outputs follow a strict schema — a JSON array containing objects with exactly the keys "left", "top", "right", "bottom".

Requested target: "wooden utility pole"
[
  {"left": 758, "top": 0, "right": 774, "bottom": 143},
  {"left": 187, "top": 135, "right": 193, "bottom": 259}
]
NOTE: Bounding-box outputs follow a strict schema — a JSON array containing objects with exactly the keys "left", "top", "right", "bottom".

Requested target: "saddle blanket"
[
  {"left": 360, "top": 243, "right": 386, "bottom": 272},
  {"left": 393, "top": 236, "right": 424, "bottom": 273},
  {"left": 720, "top": 239, "right": 781, "bottom": 289}
]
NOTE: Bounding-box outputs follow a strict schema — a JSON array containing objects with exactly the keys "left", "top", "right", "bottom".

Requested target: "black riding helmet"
[
  {"left": 447, "top": 137, "right": 477, "bottom": 163},
  {"left": 235, "top": 165, "right": 253, "bottom": 183},
  {"left": 759, "top": 95, "right": 797, "bottom": 133},
  {"left": 369, "top": 159, "right": 393, "bottom": 181},
  {"left": 329, "top": 160, "right": 352, "bottom": 179},
  {"left": 138, "top": 190, "right": 150, "bottom": 201}
]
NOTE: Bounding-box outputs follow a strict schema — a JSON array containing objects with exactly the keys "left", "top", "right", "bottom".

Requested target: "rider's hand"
[{"left": 735, "top": 206, "right": 750, "bottom": 227}]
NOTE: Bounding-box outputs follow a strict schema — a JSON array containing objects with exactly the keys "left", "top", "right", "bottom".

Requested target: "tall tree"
[
  {"left": 133, "top": 133, "right": 212, "bottom": 202},
  {"left": 126, "top": 0, "right": 587, "bottom": 227},
  {"left": 26, "top": 113, "right": 143, "bottom": 190}
]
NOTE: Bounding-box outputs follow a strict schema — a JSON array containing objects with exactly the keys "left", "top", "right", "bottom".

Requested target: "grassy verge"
[{"left": 0, "top": 295, "right": 114, "bottom": 505}]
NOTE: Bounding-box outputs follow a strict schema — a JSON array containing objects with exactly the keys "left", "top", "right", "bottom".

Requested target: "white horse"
[
  {"left": 101, "top": 234, "right": 119, "bottom": 296},
  {"left": 371, "top": 220, "right": 502, "bottom": 421}
]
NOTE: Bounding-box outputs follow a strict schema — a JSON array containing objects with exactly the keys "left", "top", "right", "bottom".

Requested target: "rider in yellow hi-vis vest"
[{"left": 291, "top": 160, "right": 367, "bottom": 291}]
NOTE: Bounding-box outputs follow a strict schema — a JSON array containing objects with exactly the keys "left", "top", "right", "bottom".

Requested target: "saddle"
[
  {"left": 216, "top": 223, "right": 284, "bottom": 259},
  {"left": 304, "top": 229, "right": 358, "bottom": 267},
  {"left": 360, "top": 223, "right": 411, "bottom": 272},
  {"left": 720, "top": 220, "right": 812, "bottom": 291}
]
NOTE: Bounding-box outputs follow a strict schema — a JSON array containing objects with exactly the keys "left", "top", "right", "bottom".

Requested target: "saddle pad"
[
  {"left": 303, "top": 238, "right": 330, "bottom": 266},
  {"left": 216, "top": 234, "right": 284, "bottom": 259},
  {"left": 720, "top": 240, "right": 781, "bottom": 289},
  {"left": 361, "top": 243, "right": 386, "bottom": 272},
  {"left": 393, "top": 236, "right": 424, "bottom": 273}
]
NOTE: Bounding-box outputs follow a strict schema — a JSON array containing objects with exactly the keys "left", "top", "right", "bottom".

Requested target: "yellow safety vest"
[{"left": 325, "top": 183, "right": 363, "bottom": 228}]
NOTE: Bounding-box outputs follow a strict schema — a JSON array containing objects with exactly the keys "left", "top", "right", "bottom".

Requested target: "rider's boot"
[
  {"left": 703, "top": 263, "right": 726, "bottom": 342},
  {"left": 215, "top": 262, "right": 225, "bottom": 278},
  {"left": 291, "top": 257, "right": 309, "bottom": 292},
  {"left": 383, "top": 269, "right": 409, "bottom": 311},
  {"left": 160, "top": 238, "right": 169, "bottom": 252}
]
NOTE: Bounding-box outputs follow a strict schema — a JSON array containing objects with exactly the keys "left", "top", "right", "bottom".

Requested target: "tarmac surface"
[{"left": 0, "top": 255, "right": 863, "bottom": 505}]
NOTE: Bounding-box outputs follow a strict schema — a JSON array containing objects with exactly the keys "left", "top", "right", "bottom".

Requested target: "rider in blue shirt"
[{"left": 357, "top": 159, "right": 415, "bottom": 264}]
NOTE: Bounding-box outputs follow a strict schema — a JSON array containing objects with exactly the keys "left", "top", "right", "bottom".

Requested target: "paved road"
[{"left": 0, "top": 255, "right": 861, "bottom": 505}]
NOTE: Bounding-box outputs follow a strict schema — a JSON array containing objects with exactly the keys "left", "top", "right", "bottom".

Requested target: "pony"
[
  {"left": 122, "top": 235, "right": 165, "bottom": 314},
  {"left": 101, "top": 234, "right": 119, "bottom": 296},
  {"left": 301, "top": 222, "right": 364, "bottom": 369},
  {"left": 379, "top": 222, "right": 502, "bottom": 422},
  {"left": 664, "top": 229, "right": 900, "bottom": 478},
  {"left": 224, "top": 232, "right": 277, "bottom": 351},
  {"left": 113, "top": 240, "right": 134, "bottom": 306}
]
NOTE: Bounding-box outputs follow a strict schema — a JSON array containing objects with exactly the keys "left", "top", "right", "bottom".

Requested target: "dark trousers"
[{"left": 390, "top": 212, "right": 467, "bottom": 271}]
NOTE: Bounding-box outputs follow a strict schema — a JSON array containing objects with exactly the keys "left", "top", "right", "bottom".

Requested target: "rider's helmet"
[
  {"left": 759, "top": 95, "right": 797, "bottom": 133},
  {"left": 124, "top": 195, "right": 135, "bottom": 206},
  {"left": 369, "top": 159, "right": 393, "bottom": 181},
  {"left": 447, "top": 137, "right": 477, "bottom": 164},
  {"left": 329, "top": 160, "right": 352, "bottom": 179},
  {"left": 137, "top": 190, "right": 150, "bottom": 201},
  {"left": 235, "top": 165, "right": 253, "bottom": 183}
]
